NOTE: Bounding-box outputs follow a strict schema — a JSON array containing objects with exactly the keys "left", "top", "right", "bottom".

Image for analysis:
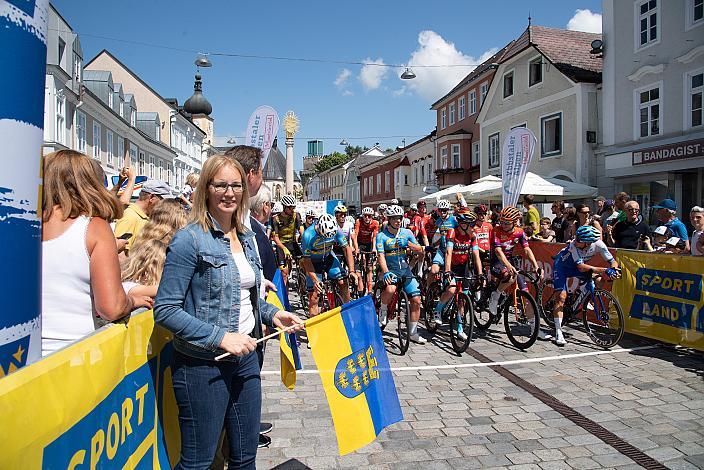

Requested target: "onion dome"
[{"left": 183, "top": 73, "right": 212, "bottom": 116}]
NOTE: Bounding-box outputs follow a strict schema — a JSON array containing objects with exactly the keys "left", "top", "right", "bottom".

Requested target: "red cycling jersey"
[
  {"left": 423, "top": 214, "right": 438, "bottom": 243},
  {"left": 446, "top": 228, "right": 479, "bottom": 266},
  {"left": 474, "top": 221, "right": 493, "bottom": 252},
  {"left": 493, "top": 226, "right": 529, "bottom": 258},
  {"left": 354, "top": 218, "right": 379, "bottom": 245}
]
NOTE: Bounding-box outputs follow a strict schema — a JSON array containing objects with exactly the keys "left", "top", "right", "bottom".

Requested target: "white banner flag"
[
  {"left": 501, "top": 127, "right": 537, "bottom": 208},
  {"left": 244, "top": 105, "right": 279, "bottom": 168}
]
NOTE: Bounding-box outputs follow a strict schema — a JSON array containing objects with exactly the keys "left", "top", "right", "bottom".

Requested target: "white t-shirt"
[
  {"left": 180, "top": 183, "right": 194, "bottom": 200},
  {"left": 233, "top": 251, "right": 256, "bottom": 335}
]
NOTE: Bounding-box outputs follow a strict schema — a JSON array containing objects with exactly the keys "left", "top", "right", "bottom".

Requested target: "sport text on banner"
[
  {"left": 305, "top": 296, "right": 403, "bottom": 455},
  {"left": 501, "top": 127, "right": 537, "bottom": 209}
]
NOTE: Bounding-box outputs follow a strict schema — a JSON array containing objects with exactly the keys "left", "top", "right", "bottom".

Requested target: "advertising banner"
[
  {"left": 0, "top": 0, "right": 49, "bottom": 373},
  {"left": 501, "top": 127, "right": 537, "bottom": 209},
  {"left": 244, "top": 105, "right": 279, "bottom": 168},
  {"left": 0, "top": 312, "right": 181, "bottom": 468}
]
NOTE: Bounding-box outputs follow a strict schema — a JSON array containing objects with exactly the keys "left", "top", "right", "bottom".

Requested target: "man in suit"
[{"left": 250, "top": 186, "right": 277, "bottom": 281}]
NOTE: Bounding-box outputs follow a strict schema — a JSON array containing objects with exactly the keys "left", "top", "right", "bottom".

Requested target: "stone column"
[{"left": 286, "top": 135, "right": 294, "bottom": 194}]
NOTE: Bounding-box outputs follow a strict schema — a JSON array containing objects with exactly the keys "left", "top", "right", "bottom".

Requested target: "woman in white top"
[{"left": 42, "top": 150, "right": 152, "bottom": 356}]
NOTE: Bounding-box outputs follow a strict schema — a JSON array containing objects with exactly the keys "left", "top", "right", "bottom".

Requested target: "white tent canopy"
[
  {"left": 464, "top": 172, "right": 597, "bottom": 203},
  {"left": 418, "top": 184, "right": 467, "bottom": 202}
]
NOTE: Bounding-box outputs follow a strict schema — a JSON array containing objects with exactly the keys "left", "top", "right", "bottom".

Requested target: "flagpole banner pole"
[
  {"left": 0, "top": 0, "right": 49, "bottom": 374},
  {"left": 501, "top": 127, "right": 537, "bottom": 209}
]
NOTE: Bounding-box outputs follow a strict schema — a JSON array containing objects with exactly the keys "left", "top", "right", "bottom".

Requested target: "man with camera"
[{"left": 604, "top": 200, "right": 648, "bottom": 249}]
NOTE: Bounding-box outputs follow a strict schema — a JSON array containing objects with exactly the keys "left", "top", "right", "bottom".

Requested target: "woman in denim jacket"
[{"left": 154, "top": 155, "right": 303, "bottom": 469}]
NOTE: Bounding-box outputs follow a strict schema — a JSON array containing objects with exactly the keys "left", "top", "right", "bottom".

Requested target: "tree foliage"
[{"left": 313, "top": 151, "right": 350, "bottom": 173}]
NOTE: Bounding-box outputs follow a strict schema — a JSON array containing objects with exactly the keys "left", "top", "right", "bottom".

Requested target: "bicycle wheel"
[
  {"left": 537, "top": 280, "right": 556, "bottom": 329},
  {"left": 473, "top": 286, "right": 494, "bottom": 331},
  {"left": 450, "top": 292, "right": 473, "bottom": 353},
  {"left": 397, "top": 290, "right": 411, "bottom": 355},
  {"left": 423, "top": 281, "right": 441, "bottom": 333},
  {"left": 504, "top": 289, "right": 540, "bottom": 350},
  {"left": 582, "top": 288, "right": 624, "bottom": 349}
]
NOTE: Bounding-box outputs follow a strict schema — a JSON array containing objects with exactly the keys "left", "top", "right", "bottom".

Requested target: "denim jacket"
[{"left": 154, "top": 216, "right": 279, "bottom": 360}]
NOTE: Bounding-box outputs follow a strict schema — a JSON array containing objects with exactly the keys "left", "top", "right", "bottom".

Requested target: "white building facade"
[{"left": 395, "top": 133, "right": 435, "bottom": 205}]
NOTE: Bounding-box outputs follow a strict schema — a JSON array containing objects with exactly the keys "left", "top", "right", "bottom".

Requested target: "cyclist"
[
  {"left": 488, "top": 206, "right": 546, "bottom": 338},
  {"left": 376, "top": 205, "right": 426, "bottom": 344},
  {"left": 303, "top": 208, "right": 318, "bottom": 229},
  {"left": 271, "top": 195, "right": 303, "bottom": 285},
  {"left": 353, "top": 207, "right": 379, "bottom": 292},
  {"left": 377, "top": 203, "right": 388, "bottom": 228},
  {"left": 333, "top": 203, "right": 357, "bottom": 258},
  {"left": 427, "top": 199, "right": 457, "bottom": 290},
  {"left": 300, "top": 213, "right": 358, "bottom": 317},
  {"left": 432, "top": 208, "right": 484, "bottom": 339},
  {"left": 551, "top": 225, "right": 620, "bottom": 346},
  {"left": 473, "top": 205, "right": 493, "bottom": 258}
]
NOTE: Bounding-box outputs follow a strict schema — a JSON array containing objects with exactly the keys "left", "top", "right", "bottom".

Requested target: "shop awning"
[{"left": 464, "top": 172, "right": 598, "bottom": 203}]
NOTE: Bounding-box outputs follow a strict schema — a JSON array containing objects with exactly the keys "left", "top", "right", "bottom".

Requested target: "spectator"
[
  {"left": 111, "top": 165, "right": 137, "bottom": 207},
  {"left": 598, "top": 199, "right": 615, "bottom": 225},
  {"left": 522, "top": 194, "right": 540, "bottom": 237},
  {"left": 116, "top": 239, "right": 169, "bottom": 312},
  {"left": 130, "top": 199, "right": 188, "bottom": 250},
  {"left": 594, "top": 195, "right": 606, "bottom": 217},
  {"left": 575, "top": 204, "right": 602, "bottom": 233},
  {"left": 690, "top": 206, "right": 704, "bottom": 256},
  {"left": 550, "top": 201, "right": 568, "bottom": 242},
  {"left": 642, "top": 226, "right": 686, "bottom": 253},
  {"left": 41, "top": 150, "right": 152, "bottom": 356},
  {"left": 535, "top": 217, "right": 556, "bottom": 242},
  {"left": 608, "top": 192, "right": 630, "bottom": 226},
  {"left": 114, "top": 179, "right": 171, "bottom": 253},
  {"left": 154, "top": 154, "right": 303, "bottom": 469},
  {"left": 178, "top": 172, "right": 199, "bottom": 209},
  {"left": 652, "top": 199, "right": 690, "bottom": 252},
  {"left": 250, "top": 186, "right": 277, "bottom": 281},
  {"left": 562, "top": 207, "right": 578, "bottom": 241},
  {"left": 605, "top": 201, "right": 648, "bottom": 249}
]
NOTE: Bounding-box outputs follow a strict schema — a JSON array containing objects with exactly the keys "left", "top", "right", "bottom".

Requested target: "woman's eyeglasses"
[{"left": 210, "top": 182, "right": 244, "bottom": 193}]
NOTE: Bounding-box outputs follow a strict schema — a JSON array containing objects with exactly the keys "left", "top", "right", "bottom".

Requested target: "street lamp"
[
  {"left": 227, "top": 137, "right": 236, "bottom": 144},
  {"left": 400, "top": 68, "right": 416, "bottom": 80},
  {"left": 340, "top": 139, "right": 349, "bottom": 146},
  {"left": 195, "top": 53, "right": 212, "bottom": 69}
]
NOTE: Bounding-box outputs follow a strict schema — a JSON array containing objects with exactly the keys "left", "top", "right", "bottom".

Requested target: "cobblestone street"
[{"left": 256, "top": 292, "right": 704, "bottom": 470}]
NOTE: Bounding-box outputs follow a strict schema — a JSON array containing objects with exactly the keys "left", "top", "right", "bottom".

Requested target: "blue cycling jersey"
[
  {"left": 432, "top": 215, "right": 458, "bottom": 252},
  {"left": 375, "top": 227, "right": 417, "bottom": 272},
  {"left": 301, "top": 224, "right": 347, "bottom": 262}
]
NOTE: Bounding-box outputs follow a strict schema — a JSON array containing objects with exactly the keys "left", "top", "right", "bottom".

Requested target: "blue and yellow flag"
[
  {"left": 267, "top": 270, "right": 302, "bottom": 390},
  {"left": 306, "top": 295, "right": 403, "bottom": 455}
]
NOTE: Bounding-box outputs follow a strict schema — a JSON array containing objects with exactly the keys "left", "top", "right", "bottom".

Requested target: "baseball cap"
[
  {"left": 652, "top": 199, "right": 677, "bottom": 211},
  {"left": 141, "top": 179, "right": 172, "bottom": 197},
  {"left": 594, "top": 195, "right": 606, "bottom": 202}
]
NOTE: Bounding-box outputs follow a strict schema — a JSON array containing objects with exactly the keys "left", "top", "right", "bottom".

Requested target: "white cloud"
[
  {"left": 334, "top": 68, "right": 352, "bottom": 88},
  {"left": 342, "top": 90, "right": 354, "bottom": 97},
  {"left": 567, "top": 9, "right": 602, "bottom": 33},
  {"left": 404, "top": 30, "right": 498, "bottom": 102},
  {"left": 392, "top": 87, "right": 406, "bottom": 97},
  {"left": 358, "top": 58, "right": 389, "bottom": 91}
]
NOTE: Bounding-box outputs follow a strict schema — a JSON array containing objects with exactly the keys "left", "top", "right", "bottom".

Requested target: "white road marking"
[{"left": 260, "top": 345, "right": 658, "bottom": 375}]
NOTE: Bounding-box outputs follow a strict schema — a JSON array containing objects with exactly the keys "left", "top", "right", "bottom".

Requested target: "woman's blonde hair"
[
  {"left": 185, "top": 172, "right": 199, "bottom": 187},
  {"left": 121, "top": 239, "right": 167, "bottom": 285},
  {"left": 131, "top": 199, "right": 187, "bottom": 248},
  {"left": 191, "top": 154, "right": 250, "bottom": 234},
  {"left": 42, "top": 150, "right": 123, "bottom": 222}
]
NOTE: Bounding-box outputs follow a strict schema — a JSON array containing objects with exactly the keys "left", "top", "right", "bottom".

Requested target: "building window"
[
  {"left": 108, "top": 91, "right": 113, "bottom": 109},
  {"left": 441, "top": 108, "right": 447, "bottom": 129},
  {"left": 689, "top": 71, "right": 703, "bottom": 128},
  {"left": 55, "top": 93, "right": 65, "bottom": 145},
  {"left": 472, "top": 142, "right": 480, "bottom": 167},
  {"left": 503, "top": 71, "right": 514, "bottom": 98},
  {"left": 451, "top": 144, "right": 460, "bottom": 168},
  {"left": 139, "top": 151, "right": 146, "bottom": 175},
  {"left": 541, "top": 112, "right": 562, "bottom": 158},
  {"left": 449, "top": 102, "right": 456, "bottom": 125},
  {"left": 72, "top": 53, "right": 82, "bottom": 82},
  {"left": 119, "top": 101, "right": 124, "bottom": 119},
  {"left": 106, "top": 130, "right": 114, "bottom": 166},
  {"left": 159, "top": 160, "right": 164, "bottom": 180},
  {"left": 637, "top": 0, "right": 658, "bottom": 48},
  {"left": 459, "top": 96, "right": 466, "bottom": 120},
  {"left": 117, "top": 136, "right": 124, "bottom": 168},
  {"left": 130, "top": 110, "right": 136, "bottom": 127},
  {"left": 427, "top": 162, "right": 432, "bottom": 181},
  {"left": 529, "top": 57, "right": 543, "bottom": 86},
  {"left": 129, "top": 143, "right": 137, "bottom": 168},
  {"left": 440, "top": 146, "right": 448, "bottom": 169},
  {"left": 92, "top": 121, "right": 101, "bottom": 160},
  {"left": 364, "top": 178, "right": 368, "bottom": 196},
  {"left": 404, "top": 174, "right": 408, "bottom": 185},
  {"left": 76, "top": 111, "right": 86, "bottom": 152},
  {"left": 419, "top": 166, "right": 423, "bottom": 183},
  {"left": 489, "top": 133, "right": 500, "bottom": 169},
  {"left": 149, "top": 155, "right": 155, "bottom": 178},
  {"left": 480, "top": 82, "right": 489, "bottom": 105},
  {"left": 376, "top": 174, "right": 381, "bottom": 193},
  {"left": 688, "top": 0, "right": 704, "bottom": 28},
  {"left": 384, "top": 171, "right": 390, "bottom": 192},
  {"left": 469, "top": 91, "right": 477, "bottom": 115},
  {"left": 168, "top": 163, "right": 174, "bottom": 187},
  {"left": 636, "top": 84, "right": 660, "bottom": 138}
]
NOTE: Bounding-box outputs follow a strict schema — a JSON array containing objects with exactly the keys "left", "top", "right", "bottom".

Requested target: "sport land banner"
[
  {"left": 501, "top": 127, "right": 537, "bottom": 209},
  {"left": 0, "top": 311, "right": 181, "bottom": 469},
  {"left": 527, "top": 241, "right": 704, "bottom": 351},
  {"left": 244, "top": 105, "right": 279, "bottom": 169}
]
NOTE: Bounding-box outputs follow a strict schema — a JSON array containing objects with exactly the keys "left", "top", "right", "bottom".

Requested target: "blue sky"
[{"left": 52, "top": 0, "right": 602, "bottom": 169}]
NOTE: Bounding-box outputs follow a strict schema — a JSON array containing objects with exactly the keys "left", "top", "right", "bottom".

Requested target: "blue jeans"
[{"left": 172, "top": 350, "right": 261, "bottom": 469}]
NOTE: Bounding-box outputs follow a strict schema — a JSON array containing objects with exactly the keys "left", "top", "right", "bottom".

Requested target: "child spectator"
[
  {"left": 131, "top": 198, "right": 188, "bottom": 250},
  {"left": 178, "top": 172, "right": 199, "bottom": 209},
  {"left": 534, "top": 217, "right": 556, "bottom": 242}
]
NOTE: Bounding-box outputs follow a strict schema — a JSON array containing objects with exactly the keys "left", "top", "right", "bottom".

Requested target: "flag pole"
[{"left": 214, "top": 322, "right": 301, "bottom": 361}]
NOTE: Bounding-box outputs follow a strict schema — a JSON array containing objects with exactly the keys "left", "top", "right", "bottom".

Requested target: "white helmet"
[
  {"left": 390, "top": 198, "right": 400, "bottom": 205},
  {"left": 281, "top": 195, "right": 296, "bottom": 207},
  {"left": 362, "top": 207, "right": 374, "bottom": 215},
  {"left": 317, "top": 214, "right": 338, "bottom": 238},
  {"left": 345, "top": 215, "right": 355, "bottom": 225},
  {"left": 378, "top": 204, "right": 388, "bottom": 213},
  {"left": 272, "top": 202, "right": 283, "bottom": 213},
  {"left": 386, "top": 205, "right": 404, "bottom": 217},
  {"left": 305, "top": 209, "right": 316, "bottom": 218},
  {"left": 437, "top": 199, "right": 451, "bottom": 210},
  {"left": 409, "top": 203, "right": 418, "bottom": 211},
  {"left": 334, "top": 203, "right": 348, "bottom": 214}
]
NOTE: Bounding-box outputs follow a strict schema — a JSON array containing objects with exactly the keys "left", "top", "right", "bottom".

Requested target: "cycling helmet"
[
  {"left": 386, "top": 205, "right": 404, "bottom": 217},
  {"left": 272, "top": 202, "right": 283, "bottom": 214},
  {"left": 499, "top": 206, "right": 521, "bottom": 222},
  {"left": 317, "top": 214, "right": 338, "bottom": 238},
  {"left": 456, "top": 208, "right": 477, "bottom": 224},
  {"left": 474, "top": 204, "right": 488, "bottom": 214},
  {"left": 334, "top": 203, "right": 348, "bottom": 214},
  {"left": 437, "top": 199, "right": 451, "bottom": 210},
  {"left": 575, "top": 225, "right": 601, "bottom": 244},
  {"left": 345, "top": 215, "right": 355, "bottom": 225},
  {"left": 305, "top": 208, "right": 316, "bottom": 218},
  {"left": 390, "top": 198, "right": 400, "bottom": 205},
  {"left": 378, "top": 203, "right": 388, "bottom": 213},
  {"left": 362, "top": 207, "right": 374, "bottom": 215},
  {"left": 281, "top": 195, "right": 296, "bottom": 207},
  {"left": 409, "top": 203, "right": 418, "bottom": 211}
]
